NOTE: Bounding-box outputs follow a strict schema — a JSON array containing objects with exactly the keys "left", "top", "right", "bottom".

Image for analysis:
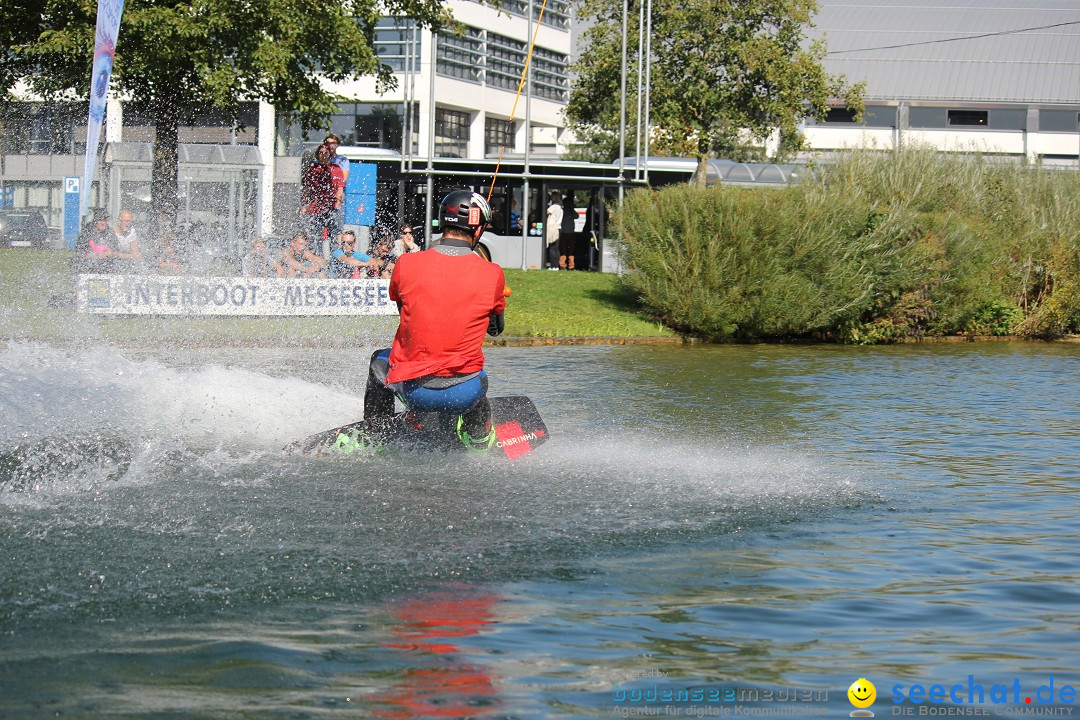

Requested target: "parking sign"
[{"left": 64, "top": 176, "right": 81, "bottom": 249}]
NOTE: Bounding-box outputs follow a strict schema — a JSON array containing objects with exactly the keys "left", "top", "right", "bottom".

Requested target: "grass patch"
[
  {"left": 0, "top": 250, "right": 673, "bottom": 345},
  {"left": 503, "top": 268, "right": 674, "bottom": 338},
  {"left": 0, "top": 250, "right": 76, "bottom": 343}
]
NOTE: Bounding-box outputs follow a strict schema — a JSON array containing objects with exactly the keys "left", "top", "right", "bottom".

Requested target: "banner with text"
[
  {"left": 77, "top": 275, "right": 398, "bottom": 316},
  {"left": 82, "top": 0, "right": 125, "bottom": 213}
]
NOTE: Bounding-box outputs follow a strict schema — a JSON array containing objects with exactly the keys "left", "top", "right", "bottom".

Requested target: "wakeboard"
[{"left": 286, "top": 395, "right": 549, "bottom": 460}]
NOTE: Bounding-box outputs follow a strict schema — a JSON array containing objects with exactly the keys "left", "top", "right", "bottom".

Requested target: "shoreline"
[
  {"left": 3, "top": 334, "right": 1077, "bottom": 352},
  {"left": 491, "top": 334, "right": 1080, "bottom": 346},
  {"left": 7, "top": 253, "right": 1078, "bottom": 347}
]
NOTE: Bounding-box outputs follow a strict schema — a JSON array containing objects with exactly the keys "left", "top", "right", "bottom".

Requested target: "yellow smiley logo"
[{"left": 848, "top": 678, "right": 877, "bottom": 709}]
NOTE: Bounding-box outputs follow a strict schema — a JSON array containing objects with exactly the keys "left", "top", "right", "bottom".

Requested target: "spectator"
[
  {"left": 510, "top": 198, "right": 522, "bottom": 232},
  {"left": 559, "top": 194, "right": 578, "bottom": 271},
  {"left": 242, "top": 236, "right": 285, "bottom": 277},
  {"left": 282, "top": 230, "right": 328, "bottom": 278},
  {"left": 392, "top": 223, "right": 422, "bottom": 257},
  {"left": 545, "top": 191, "right": 562, "bottom": 270},
  {"left": 324, "top": 133, "right": 350, "bottom": 244},
  {"left": 323, "top": 132, "right": 350, "bottom": 184},
  {"left": 584, "top": 196, "right": 606, "bottom": 270},
  {"left": 72, "top": 209, "right": 115, "bottom": 273},
  {"left": 300, "top": 143, "right": 344, "bottom": 257},
  {"left": 368, "top": 227, "right": 398, "bottom": 279},
  {"left": 329, "top": 230, "right": 376, "bottom": 279},
  {"left": 157, "top": 235, "right": 184, "bottom": 275},
  {"left": 112, "top": 209, "right": 142, "bottom": 272},
  {"left": 150, "top": 225, "right": 183, "bottom": 275},
  {"left": 489, "top": 198, "right": 507, "bottom": 233}
]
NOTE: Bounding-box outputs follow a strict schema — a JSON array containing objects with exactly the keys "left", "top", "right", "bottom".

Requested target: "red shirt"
[
  {"left": 302, "top": 162, "right": 344, "bottom": 215},
  {"left": 387, "top": 248, "right": 506, "bottom": 384}
]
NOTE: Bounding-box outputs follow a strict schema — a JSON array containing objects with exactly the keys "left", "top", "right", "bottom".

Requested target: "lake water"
[{"left": 1, "top": 340, "right": 1078, "bottom": 719}]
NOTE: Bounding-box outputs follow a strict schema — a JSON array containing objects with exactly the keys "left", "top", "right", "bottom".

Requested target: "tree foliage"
[
  {"left": 617, "top": 149, "right": 1080, "bottom": 342},
  {"left": 567, "top": 0, "right": 863, "bottom": 181},
  {"left": 0, "top": 1, "right": 45, "bottom": 95},
  {"left": 2, "top": 0, "right": 448, "bottom": 222}
]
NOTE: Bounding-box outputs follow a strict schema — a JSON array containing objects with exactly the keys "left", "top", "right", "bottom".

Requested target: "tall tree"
[
  {"left": 567, "top": 0, "right": 864, "bottom": 183},
  {"left": 2, "top": 0, "right": 448, "bottom": 225},
  {"left": 0, "top": 1, "right": 44, "bottom": 96}
]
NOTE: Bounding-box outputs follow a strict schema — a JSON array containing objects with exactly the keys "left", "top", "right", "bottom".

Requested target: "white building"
[
  {"left": 8, "top": 0, "right": 1080, "bottom": 250},
  {"left": 804, "top": 0, "right": 1080, "bottom": 162},
  {"left": 0, "top": 0, "right": 573, "bottom": 247}
]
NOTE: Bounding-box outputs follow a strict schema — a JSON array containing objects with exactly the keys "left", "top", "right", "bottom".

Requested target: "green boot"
[{"left": 455, "top": 415, "right": 495, "bottom": 454}]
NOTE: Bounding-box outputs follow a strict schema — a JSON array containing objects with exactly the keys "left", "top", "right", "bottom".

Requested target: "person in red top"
[
  {"left": 300, "top": 143, "right": 344, "bottom": 254},
  {"left": 363, "top": 190, "right": 506, "bottom": 449}
]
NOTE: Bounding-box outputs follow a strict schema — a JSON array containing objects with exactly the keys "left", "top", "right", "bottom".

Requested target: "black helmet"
[{"left": 439, "top": 190, "right": 492, "bottom": 234}]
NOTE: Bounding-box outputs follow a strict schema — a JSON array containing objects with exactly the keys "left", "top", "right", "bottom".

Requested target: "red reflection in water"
[{"left": 372, "top": 584, "right": 501, "bottom": 718}]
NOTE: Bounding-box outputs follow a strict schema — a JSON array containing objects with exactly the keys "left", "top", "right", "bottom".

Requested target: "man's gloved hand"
[{"left": 487, "top": 311, "right": 505, "bottom": 337}]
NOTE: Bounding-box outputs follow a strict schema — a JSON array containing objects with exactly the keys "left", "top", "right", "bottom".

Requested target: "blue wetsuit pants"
[{"left": 363, "top": 349, "right": 490, "bottom": 431}]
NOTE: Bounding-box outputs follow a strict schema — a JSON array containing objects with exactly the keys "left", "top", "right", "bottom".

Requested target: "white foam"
[
  {"left": 0, "top": 341, "right": 360, "bottom": 450},
  {"left": 0, "top": 342, "right": 871, "bottom": 528}
]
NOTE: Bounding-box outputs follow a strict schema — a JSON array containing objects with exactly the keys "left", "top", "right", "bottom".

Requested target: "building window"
[
  {"left": 1039, "top": 110, "right": 1080, "bottom": 133},
  {"left": 437, "top": 28, "right": 484, "bottom": 84},
  {"left": 496, "top": 0, "right": 527, "bottom": 14},
  {"left": 429, "top": 25, "right": 569, "bottom": 102},
  {"left": 536, "top": 0, "right": 571, "bottom": 29},
  {"left": 333, "top": 103, "right": 420, "bottom": 152},
  {"left": 816, "top": 106, "right": 896, "bottom": 127},
  {"left": 948, "top": 110, "right": 988, "bottom": 127},
  {"left": 485, "top": 117, "right": 515, "bottom": 156},
  {"left": 461, "top": 0, "right": 570, "bottom": 30},
  {"left": 823, "top": 108, "right": 857, "bottom": 123},
  {"left": 532, "top": 47, "right": 569, "bottom": 102},
  {"left": 989, "top": 109, "right": 1026, "bottom": 131},
  {"left": 335, "top": 103, "right": 413, "bottom": 151},
  {"left": 122, "top": 102, "right": 259, "bottom": 145},
  {"left": 355, "top": 107, "right": 395, "bottom": 146},
  {"left": 276, "top": 103, "right": 418, "bottom": 155},
  {"left": 374, "top": 18, "right": 420, "bottom": 72},
  {"left": 435, "top": 107, "right": 471, "bottom": 158},
  {"left": 862, "top": 106, "right": 897, "bottom": 128},
  {"left": 0, "top": 102, "right": 85, "bottom": 155},
  {"left": 0, "top": 181, "right": 69, "bottom": 226},
  {"left": 487, "top": 33, "right": 527, "bottom": 92}
]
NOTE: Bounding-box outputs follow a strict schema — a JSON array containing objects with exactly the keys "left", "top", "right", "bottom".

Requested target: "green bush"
[{"left": 616, "top": 148, "right": 1080, "bottom": 342}]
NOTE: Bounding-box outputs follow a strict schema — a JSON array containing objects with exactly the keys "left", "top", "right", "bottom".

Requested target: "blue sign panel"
[
  {"left": 64, "top": 176, "right": 81, "bottom": 249},
  {"left": 344, "top": 162, "right": 377, "bottom": 226}
]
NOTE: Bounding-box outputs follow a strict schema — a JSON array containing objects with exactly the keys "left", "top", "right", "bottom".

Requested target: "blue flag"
[{"left": 82, "top": 0, "right": 125, "bottom": 215}]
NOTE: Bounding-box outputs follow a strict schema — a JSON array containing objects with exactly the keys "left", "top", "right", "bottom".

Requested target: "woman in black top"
[{"left": 559, "top": 194, "right": 577, "bottom": 270}]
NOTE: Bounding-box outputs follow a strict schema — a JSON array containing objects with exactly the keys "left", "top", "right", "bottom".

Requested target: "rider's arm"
[
  {"left": 488, "top": 272, "right": 507, "bottom": 336},
  {"left": 487, "top": 311, "right": 504, "bottom": 337}
]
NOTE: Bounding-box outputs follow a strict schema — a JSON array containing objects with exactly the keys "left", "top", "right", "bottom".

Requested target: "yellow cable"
[{"left": 488, "top": 0, "right": 550, "bottom": 201}]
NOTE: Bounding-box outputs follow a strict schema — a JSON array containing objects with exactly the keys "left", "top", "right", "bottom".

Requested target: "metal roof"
[
  {"left": 706, "top": 160, "right": 803, "bottom": 185},
  {"left": 813, "top": 0, "right": 1080, "bottom": 104},
  {"left": 105, "top": 142, "right": 263, "bottom": 167},
  {"left": 616, "top": 157, "right": 803, "bottom": 184}
]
